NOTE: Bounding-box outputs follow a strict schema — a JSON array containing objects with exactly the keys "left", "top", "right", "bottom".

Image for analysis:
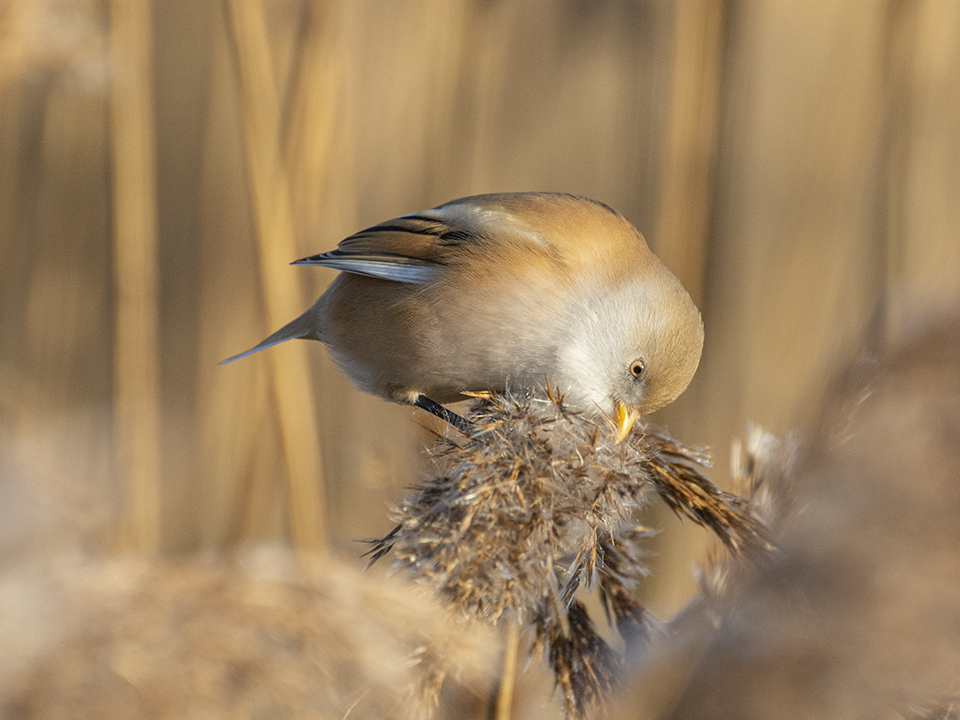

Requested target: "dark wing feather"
[
  {"left": 291, "top": 195, "right": 555, "bottom": 284},
  {"left": 293, "top": 211, "right": 484, "bottom": 284}
]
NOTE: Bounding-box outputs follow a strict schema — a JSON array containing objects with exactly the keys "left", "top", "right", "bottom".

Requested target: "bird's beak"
[{"left": 613, "top": 401, "right": 638, "bottom": 444}]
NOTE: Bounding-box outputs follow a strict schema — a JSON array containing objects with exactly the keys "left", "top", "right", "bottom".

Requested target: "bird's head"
[{"left": 556, "top": 268, "right": 704, "bottom": 441}]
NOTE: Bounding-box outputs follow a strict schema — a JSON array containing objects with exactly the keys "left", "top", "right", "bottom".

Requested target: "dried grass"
[
  {"left": 5, "top": 309, "right": 960, "bottom": 719},
  {"left": 0, "top": 548, "right": 496, "bottom": 720},
  {"left": 615, "top": 309, "right": 960, "bottom": 720},
  {"left": 371, "top": 387, "right": 769, "bottom": 719}
]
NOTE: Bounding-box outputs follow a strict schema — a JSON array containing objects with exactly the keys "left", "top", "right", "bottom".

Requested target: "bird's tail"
[{"left": 219, "top": 307, "right": 319, "bottom": 365}]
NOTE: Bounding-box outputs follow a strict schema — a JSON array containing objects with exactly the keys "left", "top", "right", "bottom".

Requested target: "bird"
[{"left": 222, "top": 192, "right": 704, "bottom": 441}]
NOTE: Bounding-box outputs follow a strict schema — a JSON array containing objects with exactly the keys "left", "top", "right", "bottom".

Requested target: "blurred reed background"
[{"left": 2, "top": 0, "right": 960, "bottom": 621}]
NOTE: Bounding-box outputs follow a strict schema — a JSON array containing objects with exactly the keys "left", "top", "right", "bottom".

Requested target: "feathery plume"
[{"left": 373, "top": 386, "right": 768, "bottom": 718}]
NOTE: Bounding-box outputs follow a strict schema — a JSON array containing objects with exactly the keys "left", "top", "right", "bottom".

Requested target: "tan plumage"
[{"left": 223, "top": 193, "right": 704, "bottom": 436}]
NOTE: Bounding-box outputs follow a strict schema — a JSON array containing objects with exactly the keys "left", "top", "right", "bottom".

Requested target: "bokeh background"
[{"left": 2, "top": 0, "right": 960, "bottom": 693}]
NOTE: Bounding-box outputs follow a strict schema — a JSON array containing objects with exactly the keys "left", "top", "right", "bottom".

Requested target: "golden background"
[{"left": 3, "top": 0, "right": 960, "bottom": 620}]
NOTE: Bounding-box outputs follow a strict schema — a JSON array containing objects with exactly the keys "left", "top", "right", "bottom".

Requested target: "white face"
[{"left": 556, "top": 276, "right": 703, "bottom": 419}]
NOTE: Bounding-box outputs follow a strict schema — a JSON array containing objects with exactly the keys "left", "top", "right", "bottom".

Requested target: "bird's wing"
[{"left": 292, "top": 194, "right": 558, "bottom": 284}]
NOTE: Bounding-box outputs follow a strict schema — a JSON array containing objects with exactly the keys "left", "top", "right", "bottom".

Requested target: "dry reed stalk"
[
  {"left": 223, "top": 0, "right": 327, "bottom": 554},
  {"left": 493, "top": 619, "right": 519, "bottom": 720},
  {"left": 108, "top": 0, "right": 161, "bottom": 553},
  {"left": 460, "top": 2, "right": 520, "bottom": 191},
  {"left": 281, "top": 1, "right": 350, "bottom": 230},
  {"left": 878, "top": 1, "right": 918, "bottom": 334},
  {"left": 654, "top": 0, "right": 725, "bottom": 308}
]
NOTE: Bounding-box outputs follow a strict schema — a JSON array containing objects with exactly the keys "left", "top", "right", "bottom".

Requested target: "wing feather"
[
  {"left": 292, "top": 253, "right": 441, "bottom": 284},
  {"left": 291, "top": 193, "right": 608, "bottom": 284},
  {"left": 292, "top": 202, "right": 498, "bottom": 284}
]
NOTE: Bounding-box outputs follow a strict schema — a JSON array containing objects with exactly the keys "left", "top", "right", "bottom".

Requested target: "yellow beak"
[{"left": 613, "top": 401, "right": 638, "bottom": 444}]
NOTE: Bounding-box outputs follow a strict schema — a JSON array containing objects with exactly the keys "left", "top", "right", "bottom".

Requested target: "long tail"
[{"left": 219, "top": 307, "right": 319, "bottom": 365}]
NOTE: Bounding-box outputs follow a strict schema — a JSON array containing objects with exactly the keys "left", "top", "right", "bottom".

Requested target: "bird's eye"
[{"left": 629, "top": 358, "right": 646, "bottom": 378}]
